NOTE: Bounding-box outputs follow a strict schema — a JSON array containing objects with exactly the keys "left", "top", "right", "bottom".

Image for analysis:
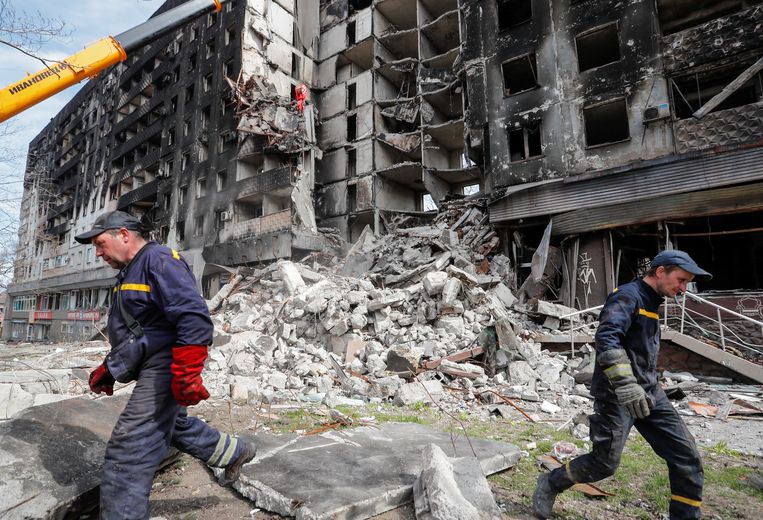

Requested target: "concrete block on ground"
[
  {"left": 423, "top": 271, "right": 448, "bottom": 296},
  {"left": 280, "top": 262, "right": 307, "bottom": 295},
  {"left": 227, "top": 422, "right": 520, "bottom": 520},
  {"left": 0, "top": 397, "right": 129, "bottom": 518},
  {"left": 413, "top": 444, "right": 501, "bottom": 520},
  {"left": 386, "top": 344, "right": 424, "bottom": 374},
  {"left": 393, "top": 380, "right": 444, "bottom": 406}
]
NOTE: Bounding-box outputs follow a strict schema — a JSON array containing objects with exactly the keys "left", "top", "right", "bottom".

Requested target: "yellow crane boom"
[{"left": 0, "top": 0, "right": 225, "bottom": 123}]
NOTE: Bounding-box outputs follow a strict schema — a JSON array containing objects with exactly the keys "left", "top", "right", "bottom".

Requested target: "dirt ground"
[{"left": 141, "top": 400, "right": 763, "bottom": 520}]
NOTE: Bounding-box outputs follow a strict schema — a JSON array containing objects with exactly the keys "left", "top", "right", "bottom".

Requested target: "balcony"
[
  {"left": 230, "top": 210, "right": 291, "bottom": 240},
  {"left": 236, "top": 167, "right": 293, "bottom": 198},
  {"left": 117, "top": 179, "right": 159, "bottom": 210},
  {"left": 47, "top": 199, "right": 73, "bottom": 220},
  {"left": 47, "top": 221, "right": 70, "bottom": 236}
]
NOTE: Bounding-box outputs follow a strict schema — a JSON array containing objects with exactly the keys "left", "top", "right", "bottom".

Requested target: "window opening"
[
  {"left": 584, "top": 99, "right": 630, "bottom": 146},
  {"left": 497, "top": 0, "right": 532, "bottom": 31},
  {"left": 508, "top": 124, "right": 542, "bottom": 162},
  {"left": 502, "top": 53, "right": 538, "bottom": 95},
  {"left": 576, "top": 24, "right": 621, "bottom": 72}
]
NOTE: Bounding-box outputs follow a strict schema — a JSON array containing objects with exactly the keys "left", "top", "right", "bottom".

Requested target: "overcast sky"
[{"left": 0, "top": 0, "right": 165, "bottom": 222}]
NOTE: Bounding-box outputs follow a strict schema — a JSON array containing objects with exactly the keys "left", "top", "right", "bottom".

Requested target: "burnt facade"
[
  {"left": 5, "top": 0, "right": 325, "bottom": 341},
  {"left": 463, "top": 0, "right": 763, "bottom": 307}
]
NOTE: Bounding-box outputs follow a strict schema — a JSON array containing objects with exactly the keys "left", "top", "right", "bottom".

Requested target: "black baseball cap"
[
  {"left": 74, "top": 210, "right": 141, "bottom": 244},
  {"left": 651, "top": 250, "right": 712, "bottom": 280}
]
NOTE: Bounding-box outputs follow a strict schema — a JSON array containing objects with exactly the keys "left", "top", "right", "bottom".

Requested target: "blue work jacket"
[
  {"left": 105, "top": 242, "right": 213, "bottom": 383},
  {"left": 590, "top": 279, "right": 663, "bottom": 401}
]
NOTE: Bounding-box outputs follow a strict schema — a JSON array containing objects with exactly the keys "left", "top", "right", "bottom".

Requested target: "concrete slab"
[
  {"left": 229, "top": 422, "right": 521, "bottom": 520},
  {"left": 413, "top": 444, "right": 501, "bottom": 520},
  {"left": 0, "top": 396, "right": 127, "bottom": 519}
]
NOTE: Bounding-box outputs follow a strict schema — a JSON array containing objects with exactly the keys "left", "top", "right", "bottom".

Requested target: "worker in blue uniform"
[
  {"left": 533, "top": 250, "right": 711, "bottom": 519},
  {"left": 76, "top": 210, "right": 256, "bottom": 520}
]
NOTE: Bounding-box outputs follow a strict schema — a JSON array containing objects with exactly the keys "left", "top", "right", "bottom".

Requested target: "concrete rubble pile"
[{"left": 203, "top": 197, "right": 602, "bottom": 426}]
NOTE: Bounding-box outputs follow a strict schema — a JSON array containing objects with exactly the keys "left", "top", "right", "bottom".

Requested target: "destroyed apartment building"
[{"left": 4, "top": 0, "right": 763, "bottom": 344}]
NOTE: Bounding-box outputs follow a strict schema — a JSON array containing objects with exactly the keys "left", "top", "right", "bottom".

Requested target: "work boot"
[
  {"left": 220, "top": 441, "right": 257, "bottom": 486},
  {"left": 532, "top": 472, "right": 559, "bottom": 519}
]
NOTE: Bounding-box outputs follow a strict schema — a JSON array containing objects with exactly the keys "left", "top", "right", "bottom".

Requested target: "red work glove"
[
  {"left": 89, "top": 363, "right": 115, "bottom": 396},
  {"left": 170, "top": 345, "right": 210, "bottom": 406}
]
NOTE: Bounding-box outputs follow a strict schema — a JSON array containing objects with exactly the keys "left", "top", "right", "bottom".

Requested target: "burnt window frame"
[
  {"left": 501, "top": 53, "right": 539, "bottom": 96},
  {"left": 507, "top": 122, "right": 543, "bottom": 163},
  {"left": 582, "top": 97, "right": 631, "bottom": 148},
  {"left": 497, "top": 0, "right": 533, "bottom": 32},
  {"left": 575, "top": 22, "right": 622, "bottom": 73}
]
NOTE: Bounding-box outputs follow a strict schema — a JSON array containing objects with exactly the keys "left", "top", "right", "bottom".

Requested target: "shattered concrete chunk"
[
  {"left": 413, "top": 444, "right": 501, "bottom": 520},
  {"left": 386, "top": 344, "right": 424, "bottom": 375},
  {"left": 423, "top": 271, "right": 448, "bottom": 296},
  {"left": 393, "top": 380, "right": 444, "bottom": 406}
]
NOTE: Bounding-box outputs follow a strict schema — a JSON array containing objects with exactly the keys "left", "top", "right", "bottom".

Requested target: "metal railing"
[
  {"left": 664, "top": 291, "right": 763, "bottom": 356},
  {"left": 559, "top": 291, "right": 763, "bottom": 358},
  {"left": 560, "top": 305, "right": 603, "bottom": 356}
]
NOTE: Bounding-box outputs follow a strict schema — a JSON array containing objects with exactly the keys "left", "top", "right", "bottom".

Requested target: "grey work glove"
[{"left": 615, "top": 382, "right": 651, "bottom": 419}]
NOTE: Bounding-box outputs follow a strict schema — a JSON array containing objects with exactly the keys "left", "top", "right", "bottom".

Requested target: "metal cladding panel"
[
  {"left": 553, "top": 182, "right": 763, "bottom": 235},
  {"left": 489, "top": 147, "right": 763, "bottom": 223}
]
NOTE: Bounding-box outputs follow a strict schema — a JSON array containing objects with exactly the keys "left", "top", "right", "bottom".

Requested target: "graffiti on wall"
[{"left": 577, "top": 252, "right": 598, "bottom": 308}]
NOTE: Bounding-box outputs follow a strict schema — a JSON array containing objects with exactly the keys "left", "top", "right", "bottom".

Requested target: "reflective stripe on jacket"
[
  {"left": 590, "top": 279, "right": 663, "bottom": 401},
  {"left": 105, "top": 242, "right": 212, "bottom": 382}
]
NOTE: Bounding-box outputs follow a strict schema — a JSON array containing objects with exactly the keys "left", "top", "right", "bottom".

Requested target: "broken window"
[
  {"left": 194, "top": 215, "right": 204, "bottom": 236},
  {"left": 347, "top": 148, "right": 357, "bottom": 178},
  {"left": 201, "top": 106, "right": 210, "bottom": 130},
  {"left": 347, "top": 83, "right": 357, "bottom": 110},
  {"left": 223, "top": 59, "right": 234, "bottom": 78},
  {"left": 188, "top": 53, "right": 197, "bottom": 73},
  {"left": 214, "top": 210, "right": 225, "bottom": 229},
  {"left": 185, "top": 84, "right": 194, "bottom": 103},
  {"left": 179, "top": 186, "right": 188, "bottom": 206},
  {"left": 584, "top": 98, "right": 630, "bottom": 147},
  {"left": 671, "top": 63, "right": 763, "bottom": 119},
  {"left": 576, "top": 23, "right": 621, "bottom": 72},
  {"left": 177, "top": 220, "right": 185, "bottom": 241},
  {"left": 347, "top": 184, "right": 357, "bottom": 212},
  {"left": 163, "top": 193, "right": 171, "bottom": 210},
  {"left": 181, "top": 150, "right": 190, "bottom": 169},
  {"left": 169, "top": 96, "right": 177, "bottom": 115},
  {"left": 291, "top": 53, "right": 301, "bottom": 79},
  {"left": 497, "top": 0, "right": 532, "bottom": 31},
  {"left": 502, "top": 53, "right": 538, "bottom": 95},
  {"left": 508, "top": 124, "right": 542, "bottom": 162},
  {"left": 167, "top": 128, "right": 175, "bottom": 146},
  {"left": 217, "top": 170, "right": 228, "bottom": 191},
  {"left": 347, "top": 21, "right": 356, "bottom": 46},
  {"left": 203, "top": 74, "right": 212, "bottom": 92},
  {"left": 196, "top": 177, "right": 207, "bottom": 198},
  {"left": 198, "top": 143, "right": 208, "bottom": 162},
  {"left": 190, "top": 26, "right": 198, "bottom": 41},
  {"left": 205, "top": 40, "right": 215, "bottom": 59},
  {"left": 347, "top": 114, "right": 357, "bottom": 141},
  {"left": 225, "top": 27, "right": 235, "bottom": 45}
]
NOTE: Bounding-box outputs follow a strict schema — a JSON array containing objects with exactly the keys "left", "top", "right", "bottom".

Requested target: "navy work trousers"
[
  {"left": 548, "top": 391, "right": 703, "bottom": 519},
  {"left": 99, "top": 352, "right": 243, "bottom": 520}
]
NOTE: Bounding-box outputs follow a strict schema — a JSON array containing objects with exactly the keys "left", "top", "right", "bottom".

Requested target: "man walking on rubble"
[
  {"left": 76, "top": 210, "right": 256, "bottom": 519},
  {"left": 532, "top": 250, "right": 709, "bottom": 519}
]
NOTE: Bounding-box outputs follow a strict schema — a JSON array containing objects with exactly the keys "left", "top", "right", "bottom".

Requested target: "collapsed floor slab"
[
  {"left": 0, "top": 396, "right": 127, "bottom": 519},
  {"left": 229, "top": 422, "right": 521, "bottom": 520}
]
